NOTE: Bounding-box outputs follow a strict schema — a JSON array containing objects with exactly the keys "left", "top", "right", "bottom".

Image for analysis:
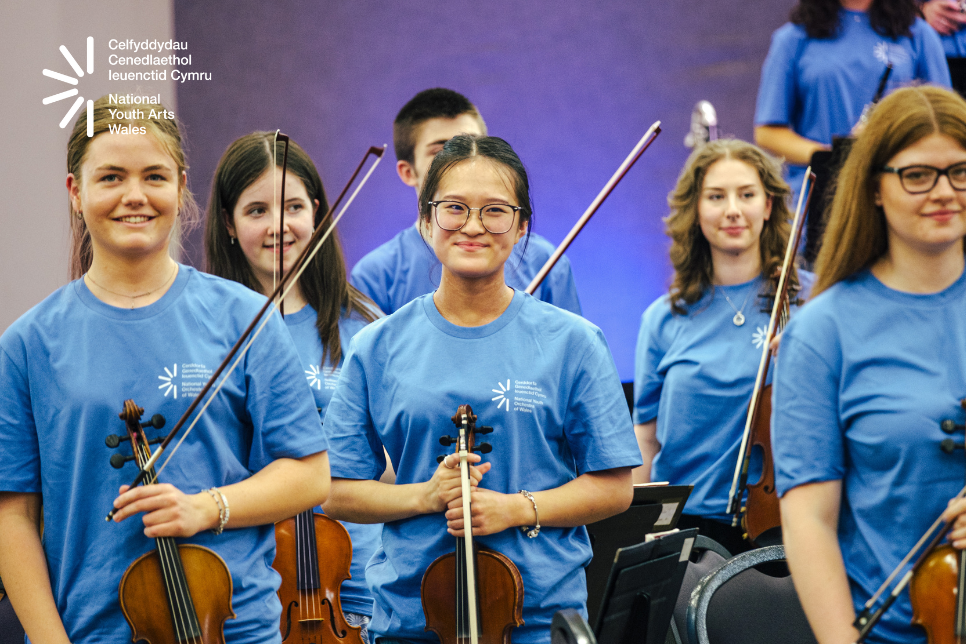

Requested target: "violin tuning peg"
[
  {"left": 940, "top": 438, "right": 965, "bottom": 454},
  {"left": 477, "top": 426, "right": 494, "bottom": 435},
  {"left": 437, "top": 455, "right": 446, "bottom": 464},
  {"left": 142, "top": 414, "right": 166, "bottom": 430},
  {"left": 473, "top": 443, "right": 492, "bottom": 454},
  {"left": 110, "top": 453, "right": 135, "bottom": 469},
  {"left": 105, "top": 434, "right": 124, "bottom": 448},
  {"left": 439, "top": 435, "right": 457, "bottom": 446},
  {"left": 148, "top": 436, "right": 164, "bottom": 445},
  {"left": 941, "top": 419, "right": 961, "bottom": 433}
]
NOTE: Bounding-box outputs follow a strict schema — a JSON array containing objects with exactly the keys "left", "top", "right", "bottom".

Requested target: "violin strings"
[
  {"left": 863, "top": 483, "right": 966, "bottom": 609},
  {"left": 150, "top": 150, "right": 384, "bottom": 482}
]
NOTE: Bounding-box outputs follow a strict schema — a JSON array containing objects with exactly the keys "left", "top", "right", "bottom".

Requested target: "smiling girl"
[
  {"left": 0, "top": 97, "right": 329, "bottom": 644},
  {"left": 205, "top": 132, "right": 381, "bottom": 640},
  {"left": 320, "top": 134, "right": 641, "bottom": 643},
  {"left": 632, "top": 139, "right": 812, "bottom": 553},
  {"left": 774, "top": 85, "right": 966, "bottom": 644}
]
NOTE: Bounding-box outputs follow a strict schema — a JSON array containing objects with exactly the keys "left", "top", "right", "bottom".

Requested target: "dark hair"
[
  {"left": 790, "top": 0, "right": 919, "bottom": 39},
  {"left": 68, "top": 94, "right": 197, "bottom": 279},
  {"left": 417, "top": 134, "right": 533, "bottom": 256},
  {"left": 205, "top": 132, "right": 378, "bottom": 367},
  {"left": 393, "top": 88, "right": 487, "bottom": 166},
  {"left": 665, "top": 139, "right": 800, "bottom": 315},
  {"left": 814, "top": 86, "right": 966, "bottom": 296}
]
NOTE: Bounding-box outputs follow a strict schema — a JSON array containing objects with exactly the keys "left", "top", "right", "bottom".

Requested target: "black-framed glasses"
[
  {"left": 880, "top": 162, "right": 966, "bottom": 194},
  {"left": 429, "top": 200, "right": 522, "bottom": 234}
]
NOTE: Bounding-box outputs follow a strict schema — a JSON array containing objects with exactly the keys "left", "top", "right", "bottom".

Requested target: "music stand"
[
  {"left": 585, "top": 484, "right": 692, "bottom": 626},
  {"left": 591, "top": 528, "right": 698, "bottom": 644}
]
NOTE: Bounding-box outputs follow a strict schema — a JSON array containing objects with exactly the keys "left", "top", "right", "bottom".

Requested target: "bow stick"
[
  {"left": 525, "top": 121, "right": 661, "bottom": 294},
  {"left": 106, "top": 144, "right": 386, "bottom": 520},
  {"left": 273, "top": 130, "right": 290, "bottom": 317}
]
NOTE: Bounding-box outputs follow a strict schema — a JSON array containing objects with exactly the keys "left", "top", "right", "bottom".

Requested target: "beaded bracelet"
[
  {"left": 204, "top": 487, "right": 230, "bottom": 535},
  {"left": 519, "top": 489, "right": 540, "bottom": 538}
]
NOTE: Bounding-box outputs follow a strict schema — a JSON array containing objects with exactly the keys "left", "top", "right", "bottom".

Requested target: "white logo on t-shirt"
[
  {"left": 158, "top": 364, "right": 177, "bottom": 398},
  {"left": 306, "top": 365, "right": 341, "bottom": 391},
  {"left": 156, "top": 363, "right": 213, "bottom": 400},
  {"left": 492, "top": 379, "right": 511, "bottom": 412},
  {"left": 873, "top": 42, "right": 909, "bottom": 66},
  {"left": 753, "top": 325, "right": 768, "bottom": 350}
]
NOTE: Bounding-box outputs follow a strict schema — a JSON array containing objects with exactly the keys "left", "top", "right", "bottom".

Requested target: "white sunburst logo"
[
  {"left": 158, "top": 364, "right": 177, "bottom": 398},
  {"left": 42, "top": 37, "right": 94, "bottom": 136},
  {"left": 306, "top": 365, "right": 323, "bottom": 390},
  {"left": 491, "top": 379, "right": 511, "bottom": 412},
  {"left": 752, "top": 325, "right": 768, "bottom": 350}
]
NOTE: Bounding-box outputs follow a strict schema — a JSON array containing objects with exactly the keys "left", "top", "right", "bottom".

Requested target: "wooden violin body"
[
  {"left": 421, "top": 544, "right": 524, "bottom": 644},
  {"left": 274, "top": 510, "right": 364, "bottom": 644},
  {"left": 742, "top": 384, "right": 781, "bottom": 545},
  {"left": 120, "top": 544, "right": 235, "bottom": 644},
  {"left": 421, "top": 404, "right": 524, "bottom": 644},
  {"left": 910, "top": 544, "right": 964, "bottom": 644},
  {"left": 115, "top": 399, "right": 235, "bottom": 644}
]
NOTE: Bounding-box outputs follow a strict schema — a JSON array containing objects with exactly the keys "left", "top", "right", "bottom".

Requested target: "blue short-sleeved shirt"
[
  {"left": 0, "top": 266, "right": 326, "bottom": 644},
  {"left": 350, "top": 225, "right": 582, "bottom": 315},
  {"left": 322, "top": 290, "right": 641, "bottom": 643},
  {"left": 755, "top": 10, "right": 951, "bottom": 191},
  {"left": 634, "top": 272, "right": 813, "bottom": 521},
  {"left": 773, "top": 269, "right": 966, "bottom": 644},
  {"left": 283, "top": 304, "right": 381, "bottom": 617}
]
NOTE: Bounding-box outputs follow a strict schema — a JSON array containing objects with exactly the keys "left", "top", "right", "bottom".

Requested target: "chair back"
[{"left": 686, "top": 545, "right": 816, "bottom": 644}]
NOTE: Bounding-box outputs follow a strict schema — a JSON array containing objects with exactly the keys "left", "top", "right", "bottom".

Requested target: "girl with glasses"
[
  {"left": 632, "top": 138, "right": 811, "bottom": 554},
  {"left": 204, "top": 132, "right": 383, "bottom": 642},
  {"left": 0, "top": 98, "right": 329, "bottom": 644},
  {"left": 321, "top": 134, "right": 641, "bottom": 643},
  {"left": 774, "top": 85, "right": 966, "bottom": 643}
]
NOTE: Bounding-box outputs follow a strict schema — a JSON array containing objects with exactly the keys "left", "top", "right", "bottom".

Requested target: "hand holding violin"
[
  {"left": 428, "top": 451, "right": 490, "bottom": 514},
  {"left": 112, "top": 483, "right": 220, "bottom": 538},
  {"left": 942, "top": 496, "right": 966, "bottom": 549}
]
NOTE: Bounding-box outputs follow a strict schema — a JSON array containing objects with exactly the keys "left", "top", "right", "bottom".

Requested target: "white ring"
[{"left": 444, "top": 455, "right": 455, "bottom": 469}]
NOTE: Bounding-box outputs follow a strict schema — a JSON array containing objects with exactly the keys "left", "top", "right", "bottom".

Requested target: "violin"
[
  {"left": 726, "top": 169, "right": 815, "bottom": 545},
  {"left": 114, "top": 399, "right": 235, "bottom": 644},
  {"left": 273, "top": 509, "right": 364, "bottom": 643},
  {"left": 421, "top": 405, "right": 524, "bottom": 644}
]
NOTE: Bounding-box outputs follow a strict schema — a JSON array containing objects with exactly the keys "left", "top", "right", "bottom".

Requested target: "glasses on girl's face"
[
  {"left": 429, "top": 200, "right": 521, "bottom": 234},
  {"left": 880, "top": 162, "right": 966, "bottom": 194}
]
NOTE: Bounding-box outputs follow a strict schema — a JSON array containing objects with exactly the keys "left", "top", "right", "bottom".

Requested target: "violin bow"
[
  {"left": 106, "top": 143, "right": 386, "bottom": 519},
  {"left": 524, "top": 121, "right": 661, "bottom": 294},
  {"left": 725, "top": 167, "right": 815, "bottom": 519},
  {"left": 274, "top": 130, "right": 290, "bottom": 318}
]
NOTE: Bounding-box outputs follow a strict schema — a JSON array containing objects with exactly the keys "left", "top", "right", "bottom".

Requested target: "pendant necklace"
[{"left": 721, "top": 284, "right": 754, "bottom": 327}]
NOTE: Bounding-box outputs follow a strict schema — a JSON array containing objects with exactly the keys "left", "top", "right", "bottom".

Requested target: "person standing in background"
[{"left": 350, "top": 88, "right": 583, "bottom": 315}]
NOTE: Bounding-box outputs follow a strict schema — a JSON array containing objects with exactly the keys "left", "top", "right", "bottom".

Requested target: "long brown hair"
[
  {"left": 665, "top": 139, "right": 799, "bottom": 315},
  {"left": 813, "top": 86, "right": 966, "bottom": 296},
  {"left": 205, "top": 132, "right": 378, "bottom": 368},
  {"left": 790, "top": 0, "right": 918, "bottom": 40},
  {"left": 67, "top": 95, "right": 197, "bottom": 278}
]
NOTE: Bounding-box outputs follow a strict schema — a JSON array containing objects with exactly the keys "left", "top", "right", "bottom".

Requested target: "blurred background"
[{"left": 1, "top": 0, "right": 794, "bottom": 380}]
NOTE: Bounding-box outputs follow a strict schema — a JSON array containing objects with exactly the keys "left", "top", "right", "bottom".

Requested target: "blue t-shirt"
[
  {"left": 322, "top": 291, "right": 641, "bottom": 643},
  {"left": 0, "top": 266, "right": 326, "bottom": 644},
  {"left": 755, "top": 10, "right": 951, "bottom": 191},
  {"left": 939, "top": 29, "right": 966, "bottom": 57},
  {"left": 349, "top": 224, "right": 583, "bottom": 316},
  {"left": 283, "top": 304, "right": 381, "bottom": 617},
  {"left": 634, "top": 272, "right": 813, "bottom": 521},
  {"left": 773, "top": 268, "right": 966, "bottom": 644}
]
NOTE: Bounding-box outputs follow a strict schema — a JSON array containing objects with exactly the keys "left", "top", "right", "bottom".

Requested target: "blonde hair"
[
  {"left": 66, "top": 95, "right": 197, "bottom": 278},
  {"left": 813, "top": 86, "right": 966, "bottom": 296},
  {"left": 665, "top": 138, "right": 798, "bottom": 314}
]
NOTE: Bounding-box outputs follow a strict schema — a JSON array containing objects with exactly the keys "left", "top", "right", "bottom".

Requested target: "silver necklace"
[
  {"left": 85, "top": 264, "right": 178, "bottom": 309},
  {"left": 721, "top": 286, "right": 753, "bottom": 326}
]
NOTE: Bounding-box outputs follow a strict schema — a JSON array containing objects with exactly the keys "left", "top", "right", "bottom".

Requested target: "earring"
[
  {"left": 230, "top": 236, "right": 235, "bottom": 245},
  {"left": 75, "top": 211, "right": 83, "bottom": 220}
]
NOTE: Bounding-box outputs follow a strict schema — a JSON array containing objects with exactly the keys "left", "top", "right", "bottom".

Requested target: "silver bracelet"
[
  {"left": 519, "top": 490, "right": 540, "bottom": 538},
  {"left": 204, "top": 487, "right": 230, "bottom": 535}
]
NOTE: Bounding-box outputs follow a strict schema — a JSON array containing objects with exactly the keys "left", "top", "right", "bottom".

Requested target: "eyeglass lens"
[
  {"left": 899, "top": 163, "right": 966, "bottom": 193},
  {"left": 434, "top": 201, "right": 517, "bottom": 233}
]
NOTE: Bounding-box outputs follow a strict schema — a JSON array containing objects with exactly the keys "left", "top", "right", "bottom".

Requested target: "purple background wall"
[{"left": 174, "top": 0, "right": 795, "bottom": 380}]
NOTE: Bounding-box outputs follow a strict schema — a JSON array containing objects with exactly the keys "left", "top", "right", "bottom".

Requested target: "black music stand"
[
  {"left": 585, "top": 484, "right": 692, "bottom": 627},
  {"left": 592, "top": 528, "right": 699, "bottom": 644}
]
